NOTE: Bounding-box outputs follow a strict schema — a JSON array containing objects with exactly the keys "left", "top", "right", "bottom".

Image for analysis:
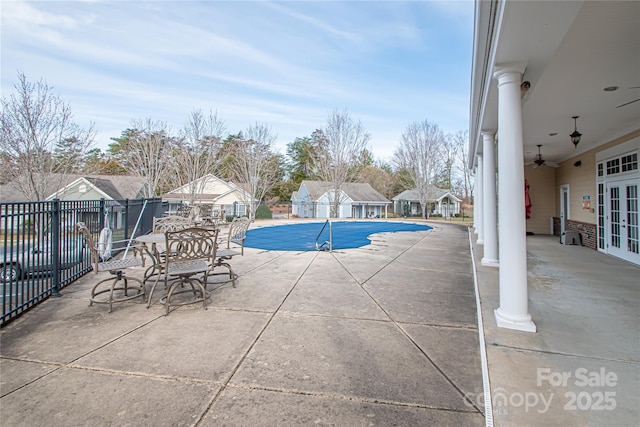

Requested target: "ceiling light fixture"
[{"left": 570, "top": 116, "right": 582, "bottom": 149}]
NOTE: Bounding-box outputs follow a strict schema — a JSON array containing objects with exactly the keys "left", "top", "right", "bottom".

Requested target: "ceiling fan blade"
[
  {"left": 545, "top": 161, "right": 560, "bottom": 168},
  {"left": 617, "top": 98, "right": 640, "bottom": 108}
]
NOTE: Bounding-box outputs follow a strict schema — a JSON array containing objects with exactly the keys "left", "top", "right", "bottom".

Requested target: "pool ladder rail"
[{"left": 315, "top": 219, "right": 333, "bottom": 252}]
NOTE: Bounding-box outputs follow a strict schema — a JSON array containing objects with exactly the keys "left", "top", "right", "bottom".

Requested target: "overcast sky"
[{"left": 1, "top": 0, "right": 474, "bottom": 162}]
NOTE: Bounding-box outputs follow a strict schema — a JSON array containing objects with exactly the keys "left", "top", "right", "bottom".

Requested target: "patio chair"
[
  {"left": 147, "top": 215, "right": 192, "bottom": 279},
  {"left": 212, "top": 216, "right": 251, "bottom": 287},
  {"left": 147, "top": 227, "right": 219, "bottom": 315},
  {"left": 175, "top": 205, "right": 194, "bottom": 220},
  {"left": 152, "top": 215, "right": 191, "bottom": 233},
  {"left": 199, "top": 207, "right": 226, "bottom": 230},
  {"left": 76, "top": 222, "right": 145, "bottom": 313}
]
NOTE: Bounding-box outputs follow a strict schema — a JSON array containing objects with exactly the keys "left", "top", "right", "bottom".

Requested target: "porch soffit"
[{"left": 471, "top": 1, "right": 640, "bottom": 166}]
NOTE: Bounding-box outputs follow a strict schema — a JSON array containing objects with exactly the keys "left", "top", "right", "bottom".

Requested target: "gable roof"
[
  {"left": 49, "top": 175, "right": 147, "bottom": 200},
  {"left": 393, "top": 186, "right": 461, "bottom": 203},
  {"left": 162, "top": 174, "right": 252, "bottom": 203},
  {"left": 164, "top": 174, "right": 227, "bottom": 197},
  {"left": 299, "top": 180, "right": 390, "bottom": 203},
  {"left": 0, "top": 173, "right": 147, "bottom": 202}
]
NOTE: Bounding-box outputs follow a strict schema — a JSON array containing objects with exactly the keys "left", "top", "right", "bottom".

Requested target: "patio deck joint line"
[
  {"left": 193, "top": 251, "right": 321, "bottom": 427},
  {"left": 331, "top": 228, "right": 486, "bottom": 417},
  {"left": 356, "top": 228, "right": 434, "bottom": 287},
  {"left": 67, "top": 364, "right": 225, "bottom": 386},
  {"left": 468, "top": 226, "right": 494, "bottom": 427},
  {"left": 222, "top": 382, "right": 482, "bottom": 413},
  {"left": 0, "top": 357, "right": 64, "bottom": 399},
  {"left": 491, "top": 343, "right": 640, "bottom": 364},
  {"left": 395, "top": 320, "right": 479, "bottom": 331},
  {"left": 241, "top": 251, "right": 288, "bottom": 275}
]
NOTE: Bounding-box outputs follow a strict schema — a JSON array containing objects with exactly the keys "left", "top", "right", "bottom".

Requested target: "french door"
[{"left": 606, "top": 179, "right": 639, "bottom": 264}]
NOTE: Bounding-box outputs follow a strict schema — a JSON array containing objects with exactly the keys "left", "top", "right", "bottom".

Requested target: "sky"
[{"left": 1, "top": 0, "right": 474, "bottom": 162}]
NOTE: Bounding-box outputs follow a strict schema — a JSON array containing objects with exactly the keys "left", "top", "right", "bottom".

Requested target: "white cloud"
[{"left": 1, "top": 0, "right": 473, "bottom": 162}]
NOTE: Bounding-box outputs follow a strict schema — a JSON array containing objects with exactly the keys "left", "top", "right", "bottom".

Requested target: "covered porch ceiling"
[{"left": 470, "top": 0, "right": 640, "bottom": 166}]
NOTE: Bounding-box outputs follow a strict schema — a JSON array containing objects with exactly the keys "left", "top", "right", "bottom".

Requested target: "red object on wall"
[{"left": 525, "top": 179, "right": 532, "bottom": 219}]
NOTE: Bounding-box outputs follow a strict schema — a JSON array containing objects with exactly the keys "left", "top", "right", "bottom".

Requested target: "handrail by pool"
[{"left": 315, "top": 218, "right": 332, "bottom": 252}]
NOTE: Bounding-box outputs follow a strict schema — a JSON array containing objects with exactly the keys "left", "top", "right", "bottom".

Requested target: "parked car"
[{"left": 0, "top": 237, "right": 85, "bottom": 282}]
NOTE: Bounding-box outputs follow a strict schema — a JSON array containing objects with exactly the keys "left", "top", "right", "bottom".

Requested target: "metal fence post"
[
  {"left": 51, "top": 199, "right": 61, "bottom": 297},
  {"left": 124, "top": 199, "right": 130, "bottom": 242},
  {"left": 99, "top": 198, "right": 106, "bottom": 231}
]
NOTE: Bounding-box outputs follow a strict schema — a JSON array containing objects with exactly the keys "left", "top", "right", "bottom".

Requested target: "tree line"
[{"left": 1, "top": 72, "right": 473, "bottom": 217}]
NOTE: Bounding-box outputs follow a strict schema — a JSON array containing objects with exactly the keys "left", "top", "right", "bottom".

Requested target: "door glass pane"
[
  {"left": 627, "top": 185, "right": 639, "bottom": 254},
  {"left": 598, "top": 184, "right": 605, "bottom": 250},
  {"left": 610, "top": 187, "right": 620, "bottom": 248}
]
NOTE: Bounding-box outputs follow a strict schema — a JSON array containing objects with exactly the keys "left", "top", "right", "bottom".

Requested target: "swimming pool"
[{"left": 244, "top": 221, "right": 432, "bottom": 251}]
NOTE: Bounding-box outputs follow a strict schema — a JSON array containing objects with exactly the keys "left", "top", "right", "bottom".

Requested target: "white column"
[
  {"left": 473, "top": 168, "right": 478, "bottom": 233},
  {"left": 481, "top": 131, "right": 499, "bottom": 267},
  {"left": 493, "top": 63, "right": 536, "bottom": 333},
  {"left": 476, "top": 154, "right": 484, "bottom": 244}
]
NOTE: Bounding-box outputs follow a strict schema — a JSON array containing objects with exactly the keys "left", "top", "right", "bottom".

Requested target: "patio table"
[{"left": 134, "top": 233, "right": 166, "bottom": 284}]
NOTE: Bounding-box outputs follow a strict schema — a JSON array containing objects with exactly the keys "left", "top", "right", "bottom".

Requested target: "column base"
[
  {"left": 481, "top": 257, "right": 499, "bottom": 267},
  {"left": 494, "top": 308, "right": 536, "bottom": 332},
  {"left": 477, "top": 239, "right": 484, "bottom": 245}
]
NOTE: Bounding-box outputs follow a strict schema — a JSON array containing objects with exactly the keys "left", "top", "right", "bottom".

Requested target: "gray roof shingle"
[
  {"left": 0, "top": 174, "right": 148, "bottom": 202},
  {"left": 300, "top": 180, "right": 390, "bottom": 203}
]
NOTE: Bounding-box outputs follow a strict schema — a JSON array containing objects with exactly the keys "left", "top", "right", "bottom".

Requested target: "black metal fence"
[{"left": 0, "top": 198, "right": 165, "bottom": 326}]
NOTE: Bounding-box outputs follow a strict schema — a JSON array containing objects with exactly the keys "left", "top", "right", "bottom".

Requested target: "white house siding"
[
  {"left": 292, "top": 180, "right": 390, "bottom": 219},
  {"left": 295, "top": 184, "right": 315, "bottom": 218}
]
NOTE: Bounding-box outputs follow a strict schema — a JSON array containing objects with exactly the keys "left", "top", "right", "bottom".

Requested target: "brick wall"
[
  {"left": 566, "top": 219, "right": 597, "bottom": 250},
  {"left": 551, "top": 217, "right": 597, "bottom": 250}
]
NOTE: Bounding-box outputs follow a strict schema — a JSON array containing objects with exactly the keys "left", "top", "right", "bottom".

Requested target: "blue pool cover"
[{"left": 244, "top": 221, "right": 432, "bottom": 251}]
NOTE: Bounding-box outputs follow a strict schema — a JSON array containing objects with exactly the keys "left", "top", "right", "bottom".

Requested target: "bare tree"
[
  {"left": 0, "top": 72, "right": 95, "bottom": 200},
  {"left": 311, "top": 109, "right": 371, "bottom": 217},
  {"left": 112, "top": 119, "right": 172, "bottom": 198},
  {"left": 393, "top": 119, "right": 444, "bottom": 219},
  {"left": 357, "top": 163, "right": 397, "bottom": 201},
  {"left": 227, "top": 123, "right": 280, "bottom": 219},
  {"left": 168, "top": 109, "right": 226, "bottom": 207},
  {"left": 452, "top": 130, "right": 474, "bottom": 201},
  {"left": 437, "top": 133, "right": 459, "bottom": 190}
]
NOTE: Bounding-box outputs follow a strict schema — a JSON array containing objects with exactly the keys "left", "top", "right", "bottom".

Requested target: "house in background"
[
  {"left": 1, "top": 173, "right": 148, "bottom": 203},
  {"left": 292, "top": 180, "right": 390, "bottom": 219},
  {"left": 0, "top": 173, "right": 150, "bottom": 232},
  {"left": 47, "top": 175, "right": 150, "bottom": 230},
  {"left": 47, "top": 175, "right": 148, "bottom": 202},
  {"left": 392, "top": 187, "right": 461, "bottom": 218},
  {"left": 469, "top": 0, "right": 639, "bottom": 332},
  {"left": 162, "top": 174, "right": 253, "bottom": 219}
]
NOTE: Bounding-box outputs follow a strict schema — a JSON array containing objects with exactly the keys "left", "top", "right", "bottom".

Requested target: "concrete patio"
[
  {"left": 473, "top": 233, "right": 640, "bottom": 426},
  {"left": 1, "top": 221, "right": 638, "bottom": 426}
]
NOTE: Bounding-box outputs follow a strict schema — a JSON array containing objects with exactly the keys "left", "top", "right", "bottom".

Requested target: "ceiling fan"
[{"left": 527, "top": 145, "right": 559, "bottom": 168}]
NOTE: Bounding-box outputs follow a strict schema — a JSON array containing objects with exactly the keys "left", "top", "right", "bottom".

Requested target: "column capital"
[
  {"left": 493, "top": 62, "right": 526, "bottom": 84},
  {"left": 481, "top": 130, "right": 497, "bottom": 139}
]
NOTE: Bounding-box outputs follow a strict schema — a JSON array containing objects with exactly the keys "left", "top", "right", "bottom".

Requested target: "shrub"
[{"left": 255, "top": 204, "right": 272, "bottom": 219}]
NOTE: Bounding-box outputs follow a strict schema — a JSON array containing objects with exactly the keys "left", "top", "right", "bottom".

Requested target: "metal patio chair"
[
  {"left": 212, "top": 216, "right": 251, "bottom": 287},
  {"left": 76, "top": 222, "right": 145, "bottom": 313},
  {"left": 147, "top": 227, "right": 219, "bottom": 315},
  {"left": 152, "top": 215, "right": 191, "bottom": 233}
]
